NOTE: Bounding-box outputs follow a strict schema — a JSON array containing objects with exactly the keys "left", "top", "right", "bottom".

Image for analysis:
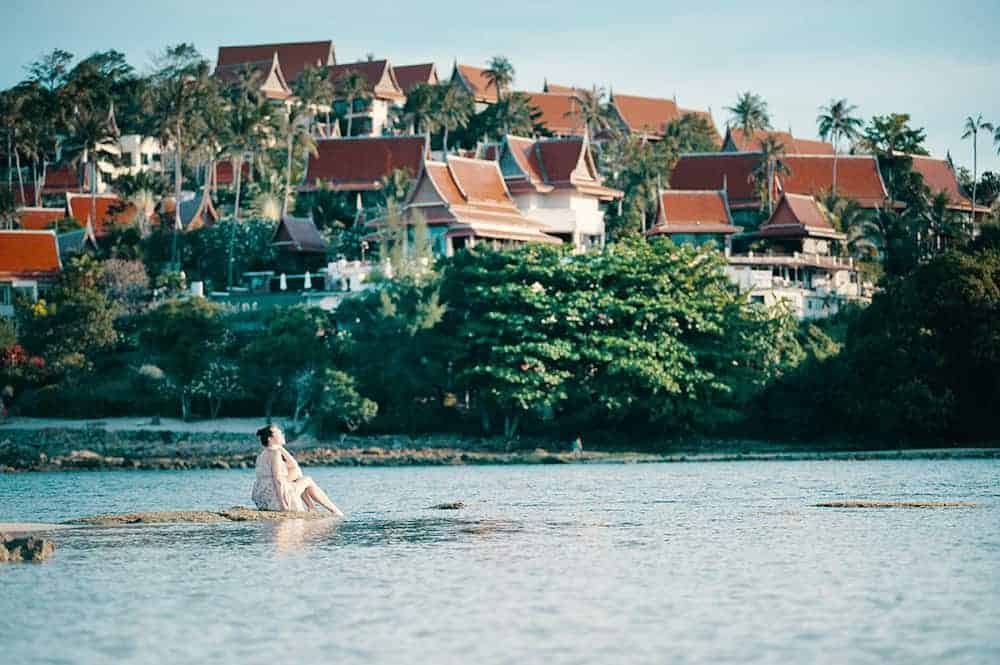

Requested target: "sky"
[{"left": 3, "top": 0, "right": 998, "bottom": 172}]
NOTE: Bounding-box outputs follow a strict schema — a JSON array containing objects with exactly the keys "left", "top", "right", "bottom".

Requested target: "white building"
[{"left": 327, "top": 59, "right": 406, "bottom": 137}]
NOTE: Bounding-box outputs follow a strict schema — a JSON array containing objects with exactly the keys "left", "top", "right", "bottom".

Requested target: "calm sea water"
[{"left": 1, "top": 460, "right": 998, "bottom": 665}]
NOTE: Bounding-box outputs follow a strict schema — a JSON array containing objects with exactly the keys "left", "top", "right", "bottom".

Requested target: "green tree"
[
  {"left": 395, "top": 82, "right": 439, "bottom": 135},
  {"left": 435, "top": 85, "right": 474, "bottom": 153},
  {"left": 860, "top": 113, "right": 928, "bottom": 156},
  {"left": 661, "top": 113, "right": 719, "bottom": 154},
  {"left": 961, "top": 114, "right": 994, "bottom": 218},
  {"left": 817, "top": 98, "right": 863, "bottom": 197},
  {"left": 570, "top": 85, "right": 614, "bottom": 141},
  {"left": 312, "top": 368, "right": 378, "bottom": 434},
  {"left": 725, "top": 91, "right": 772, "bottom": 140},
  {"left": 64, "top": 103, "right": 118, "bottom": 236},
  {"left": 752, "top": 135, "right": 789, "bottom": 216},
  {"left": 335, "top": 70, "right": 372, "bottom": 137},
  {"left": 483, "top": 56, "right": 515, "bottom": 102}
]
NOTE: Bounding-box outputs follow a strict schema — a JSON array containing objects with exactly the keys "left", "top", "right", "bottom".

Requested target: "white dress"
[{"left": 252, "top": 448, "right": 306, "bottom": 512}]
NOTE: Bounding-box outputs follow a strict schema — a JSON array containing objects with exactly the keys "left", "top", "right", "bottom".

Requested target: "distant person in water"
[
  {"left": 571, "top": 436, "right": 584, "bottom": 457},
  {"left": 252, "top": 424, "right": 344, "bottom": 516}
]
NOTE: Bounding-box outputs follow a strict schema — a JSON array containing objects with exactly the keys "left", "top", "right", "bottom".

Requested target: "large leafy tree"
[
  {"left": 817, "top": 98, "right": 863, "bottom": 197},
  {"left": 860, "top": 113, "right": 927, "bottom": 156}
]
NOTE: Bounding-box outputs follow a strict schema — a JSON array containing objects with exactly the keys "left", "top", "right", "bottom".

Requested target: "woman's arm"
[
  {"left": 281, "top": 448, "right": 304, "bottom": 481},
  {"left": 269, "top": 449, "right": 292, "bottom": 511}
]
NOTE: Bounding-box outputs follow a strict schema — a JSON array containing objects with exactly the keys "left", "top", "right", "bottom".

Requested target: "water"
[{"left": 2, "top": 460, "right": 999, "bottom": 665}]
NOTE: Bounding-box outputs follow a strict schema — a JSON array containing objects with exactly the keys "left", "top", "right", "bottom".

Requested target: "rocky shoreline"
[{"left": 1, "top": 424, "right": 998, "bottom": 472}]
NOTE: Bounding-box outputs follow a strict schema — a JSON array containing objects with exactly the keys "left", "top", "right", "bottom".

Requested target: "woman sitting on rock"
[{"left": 252, "top": 424, "right": 344, "bottom": 517}]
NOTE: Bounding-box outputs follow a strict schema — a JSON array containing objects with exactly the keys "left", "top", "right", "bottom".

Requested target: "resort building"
[
  {"left": 327, "top": 59, "right": 406, "bottom": 136},
  {"left": 519, "top": 92, "right": 586, "bottom": 137},
  {"left": 721, "top": 127, "right": 834, "bottom": 154},
  {"left": 608, "top": 92, "right": 720, "bottom": 144},
  {"left": 216, "top": 40, "right": 336, "bottom": 83},
  {"left": 392, "top": 63, "right": 439, "bottom": 94},
  {"left": 214, "top": 52, "right": 293, "bottom": 102},
  {"left": 646, "top": 189, "right": 738, "bottom": 252},
  {"left": 114, "top": 134, "right": 165, "bottom": 177},
  {"left": 0, "top": 230, "right": 62, "bottom": 317},
  {"left": 272, "top": 215, "right": 329, "bottom": 274},
  {"left": 301, "top": 136, "right": 427, "bottom": 192},
  {"left": 450, "top": 64, "right": 499, "bottom": 111},
  {"left": 493, "top": 135, "right": 622, "bottom": 250},
  {"left": 908, "top": 154, "right": 984, "bottom": 219},
  {"left": 727, "top": 193, "right": 861, "bottom": 320},
  {"left": 16, "top": 207, "right": 67, "bottom": 231},
  {"left": 394, "top": 156, "right": 560, "bottom": 255},
  {"left": 65, "top": 193, "right": 137, "bottom": 240}
]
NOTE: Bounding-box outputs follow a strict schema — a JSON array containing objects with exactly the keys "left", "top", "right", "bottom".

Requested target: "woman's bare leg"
[{"left": 291, "top": 477, "right": 343, "bottom": 516}]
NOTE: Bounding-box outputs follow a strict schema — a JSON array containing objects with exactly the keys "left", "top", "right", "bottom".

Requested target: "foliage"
[
  {"left": 97, "top": 258, "right": 150, "bottom": 315},
  {"left": 859, "top": 113, "right": 928, "bottom": 156},
  {"left": 311, "top": 368, "right": 378, "bottom": 434},
  {"left": 725, "top": 91, "right": 772, "bottom": 138},
  {"left": 191, "top": 360, "right": 243, "bottom": 418}
]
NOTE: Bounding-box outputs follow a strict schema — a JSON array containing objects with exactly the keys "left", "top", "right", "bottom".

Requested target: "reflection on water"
[{"left": 1, "top": 460, "right": 999, "bottom": 665}]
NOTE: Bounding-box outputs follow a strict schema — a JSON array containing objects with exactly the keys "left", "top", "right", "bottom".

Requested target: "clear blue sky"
[{"left": 3, "top": 0, "right": 998, "bottom": 172}]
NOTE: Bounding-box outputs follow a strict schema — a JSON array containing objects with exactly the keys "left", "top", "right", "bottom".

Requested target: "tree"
[
  {"left": 191, "top": 360, "right": 243, "bottom": 418},
  {"left": 114, "top": 171, "right": 166, "bottom": 237},
  {"left": 602, "top": 133, "right": 674, "bottom": 237},
  {"left": 97, "top": 258, "right": 150, "bottom": 316},
  {"left": 817, "top": 99, "right": 863, "bottom": 197},
  {"left": 961, "top": 114, "right": 994, "bottom": 219},
  {"left": 752, "top": 135, "right": 789, "bottom": 216},
  {"left": 277, "top": 98, "right": 318, "bottom": 217},
  {"left": 860, "top": 114, "right": 928, "bottom": 156},
  {"left": 483, "top": 56, "right": 515, "bottom": 102},
  {"left": 725, "top": 91, "right": 772, "bottom": 140},
  {"left": 312, "top": 369, "right": 378, "bottom": 434},
  {"left": 335, "top": 70, "right": 372, "bottom": 137},
  {"left": 395, "top": 82, "right": 438, "bottom": 135},
  {"left": 24, "top": 49, "right": 73, "bottom": 93},
  {"left": 139, "top": 298, "right": 229, "bottom": 420},
  {"left": 292, "top": 64, "right": 335, "bottom": 136},
  {"left": 435, "top": 85, "right": 474, "bottom": 153},
  {"left": 569, "top": 85, "right": 614, "bottom": 141},
  {"left": 661, "top": 113, "right": 719, "bottom": 154},
  {"left": 64, "top": 103, "right": 118, "bottom": 237}
]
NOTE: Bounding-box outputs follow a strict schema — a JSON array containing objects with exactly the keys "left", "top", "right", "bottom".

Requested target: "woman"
[{"left": 252, "top": 424, "right": 344, "bottom": 517}]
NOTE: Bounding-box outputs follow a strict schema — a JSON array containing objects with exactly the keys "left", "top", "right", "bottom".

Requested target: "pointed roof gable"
[
  {"left": 272, "top": 215, "right": 328, "bottom": 254},
  {"left": 303, "top": 136, "right": 427, "bottom": 191},
  {"left": 909, "top": 154, "right": 976, "bottom": 212},
  {"left": 17, "top": 207, "right": 68, "bottom": 231},
  {"left": 756, "top": 193, "right": 844, "bottom": 240},
  {"left": 648, "top": 190, "right": 738, "bottom": 236},
  {"left": 499, "top": 135, "right": 622, "bottom": 200},
  {"left": 451, "top": 64, "right": 498, "bottom": 104},
  {"left": 0, "top": 230, "right": 62, "bottom": 280},
  {"left": 392, "top": 63, "right": 439, "bottom": 94},
  {"left": 328, "top": 59, "right": 405, "bottom": 102},
  {"left": 65, "top": 193, "right": 137, "bottom": 237},
  {"left": 217, "top": 40, "right": 335, "bottom": 82},
  {"left": 723, "top": 127, "right": 834, "bottom": 154},
  {"left": 520, "top": 92, "right": 585, "bottom": 137},
  {"left": 215, "top": 52, "right": 292, "bottom": 100},
  {"left": 610, "top": 93, "right": 719, "bottom": 143}
]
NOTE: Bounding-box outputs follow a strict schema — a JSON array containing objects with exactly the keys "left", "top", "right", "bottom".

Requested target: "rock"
[
  {"left": 815, "top": 500, "right": 978, "bottom": 508},
  {"left": 429, "top": 501, "right": 466, "bottom": 510},
  {"left": 67, "top": 507, "right": 332, "bottom": 525},
  {"left": 1, "top": 534, "right": 56, "bottom": 562}
]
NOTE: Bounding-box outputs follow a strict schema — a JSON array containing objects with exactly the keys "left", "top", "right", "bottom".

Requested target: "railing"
[{"left": 730, "top": 251, "right": 855, "bottom": 269}]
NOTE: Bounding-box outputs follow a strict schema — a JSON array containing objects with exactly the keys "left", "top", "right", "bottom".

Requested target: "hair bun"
[{"left": 256, "top": 425, "right": 273, "bottom": 447}]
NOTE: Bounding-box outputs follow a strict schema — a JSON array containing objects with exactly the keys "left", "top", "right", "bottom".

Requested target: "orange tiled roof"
[
  {"left": 303, "top": 136, "right": 426, "bottom": 191},
  {"left": 908, "top": 155, "right": 975, "bottom": 211},
  {"left": 521, "top": 92, "right": 585, "bottom": 137},
  {"left": 670, "top": 153, "right": 760, "bottom": 208},
  {"left": 779, "top": 155, "right": 887, "bottom": 208},
  {"left": 724, "top": 127, "right": 834, "bottom": 155},
  {"left": 543, "top": 82, "right": 586, "bottom": 94},
  {"left": 756, "top": 193, "right": 844, "bottom": 239},
  {"left": 17, "top": 207, "right": 67, "bottom": 230},
  {"left": 328, "top": 60, "right": 405, "bottom": 102},
  {"left": 65, "top": 193, "right": 137, "bottom": 237},
  {"left": 648, "top": 190, "right": 737, "bottom": 236},
  {"left": 612, "top": 93, "right": 720, "bottom": 144},
  {"left": 215, "top": 53, "right": 292, "bottom": 100},
  {"left": 452, "top": 65, "right": 498, "bottom": 104},
  {"left": 0, "top": 230, "right": 62, "bottom": 279},
  {"left": 217, "top": 41, "right": 334, "bottom": 82},
  {"left": 500, "top": 135, "right": 621, "bottom": 200},
  {"left": 392, "top": 63, "right": 439, "bottom": 94}
]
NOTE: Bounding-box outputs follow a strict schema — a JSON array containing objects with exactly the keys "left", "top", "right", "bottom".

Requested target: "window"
[
  {"left": 750, "top": 295, "right": 765, "bottom": 305},
  {"left": 0, "top": 284, "right": 11, "bottom": 306},
  {"left": 141, "top": 153, "right": 150, "bottom": 166},
  {"left": 121, "top": 152, "right": 134, "bottom": 167}
]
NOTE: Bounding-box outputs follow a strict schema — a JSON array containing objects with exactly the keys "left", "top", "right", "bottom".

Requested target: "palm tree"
[
  {"left": 725, "top": 92, "right": 772, "bottom": 145},
  {"left": 223, "top": 66, "right": 273, "bottom": 222},
  {"left": 487, "top": 92, "right": 537, "bottom": 139},
  {"left": 483, "top": 56, "right": 515, "bottom": 102},
  {"left": 396, "top": 82, "right": 438, "bottom": 135},
  {"left": 961, "top": 114, "right": 994, "bottom": 218},
  {"left": 817, "top": 98, "right": 863, "bottom": 197},
  {"left": 65, "top": 103, "right": 118, "bottom": 237},
  {"left": 751, "top": 135, "right": 788, "bottom": 216},
  {"left": 279, "top": 101, "right": 318, "bottom": 217},
  {"left": 114, "top": 171, "right": 164, "bottom": 237},
  {"left": 292, "top": 65, "right": 335, "bottom": 136},
  {"left": 435, "top": 85, "right": 473, "bottom": 154},
  {"left": 571, "top": 85, "right": 612, "bottom": 141},
  {"left": 336, "top": 71, "right": 372, "bottom": 137}
]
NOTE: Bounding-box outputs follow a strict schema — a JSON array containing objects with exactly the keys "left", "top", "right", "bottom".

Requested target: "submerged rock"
[
  {"left": 0, "top": 534, "right": 56, "bottom": 562},
  {"left": 66, "top": 507, "right": 333, "bottom": 526},
  {"left": 814, "top": 501, "right": 978, "bottom": 508},
  {"left": 429, "top": 502, "right": 466, "bottom": 510}
]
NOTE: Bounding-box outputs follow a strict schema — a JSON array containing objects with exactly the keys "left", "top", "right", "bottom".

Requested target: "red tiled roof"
[
  {"left": 303, "top": 136, "right": 426, "bottom": 191},
  {"left": 392, "top": 63, "right": 438, "bottom": 94},
  {"left": 452, "top": 65, "right": 498, "bottom": 104},
  {"left": 909, "top": 155, "right": 974, "bottom": 211},
  {"left": 725, "top": 128, "right": 834, "bottom": 155},
  {"left": 0, "top": 230, "right": 61, "bottom": 279},
  {"left": 328, "top": 60, "right": 405, "bottom": 102},
  {"left": 756, "top": 194, "right": 843, "bottom": 239},
  {"left": 65, "top": 193, "right": 137, "bottom": 237},
  {"left": 521, "top": 92, "right": 585, "bottom": 136},
  {"left": 500, "top": 135, "right": 621, "bottom": 200},
  {"left": 543, "top": 82, "right": 586, "bottom": 94},
  {"left": 670, "top": 153, "right": 760, "bottom": 208},
  {"left": 779, "top": 155, "right": 887, "bottom": 208},
  {"left": 43, "top": 163, "right": 84, "bottom": 190},
  {"left": 215, "top": 53, "right": 292, "bottom": 100},
  {"left": 612, "top": 93, "right": 720, "bottom": 143},
  {"left": 217, "top": 40, "right": 334, "bottom": 82},
  {"left": 648, "top": 190, "right": 737, "bottom": 235},
  {"left": 17, "top": 207, "right": 68, "bottom": 230},
  {"left": 215, "top": 160, "right": 251, "bottom": 187}
]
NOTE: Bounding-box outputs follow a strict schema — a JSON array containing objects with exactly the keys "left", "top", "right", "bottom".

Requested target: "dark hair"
[{"left": 256, "top": 425, "right": 276, "bottom": 447}]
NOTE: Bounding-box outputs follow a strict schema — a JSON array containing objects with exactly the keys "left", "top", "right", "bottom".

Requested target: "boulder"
[
  {"left": 0, "top": 534, "right": 56, "bottom": 562},
  {"left": 429, "top": 501, "right": 466, "bottom": 510}
]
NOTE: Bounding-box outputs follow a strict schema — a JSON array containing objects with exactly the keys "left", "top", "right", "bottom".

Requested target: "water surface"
[{"left": 2, "top": 460, "right": 998, "bottom": 664}]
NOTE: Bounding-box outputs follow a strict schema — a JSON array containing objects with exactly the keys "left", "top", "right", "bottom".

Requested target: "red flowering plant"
[{"left": 0, "top": 344, "right": 48, "bottom": 413}]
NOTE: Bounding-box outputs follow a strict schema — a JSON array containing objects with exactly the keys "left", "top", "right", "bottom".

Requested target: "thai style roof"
[
  {"left": 272, "top": 215, "right": 328, "bottom": 254},
  {"left": 43, "top": 163, "right": 84, "bottom": 191},
  {"left": 498, "top": 135, "right": 622, "bottom": 201},
  {"left": 647, "top": 190, "right": 738, "bottom": 236},
  {"left": 401, "top": 156, "right": 560, "bottom": 244},
  {"left": 669, "top": 152, "right": 888, "bottom": 209},
  {"left": 66, "top": 193, "right": 137, "bottom": 238},
  {"left": 0, "top": 230, "right": 62, "bottom": 280},
  {"left": 755, "top": 193, "right": 845, "bottom": 240},
  {"left": 216, "top": 40, "right": 335, "bottom": 82},
  {"left": 520, "top": 92, "right": 585, "bottom": 137},
  {"left": 722, "top": 127, "right": 834, "bottom": 155},
  {"left": 451, "top": 64, "right": 499, "bottom": 104},
  {"left": 542, "top": 82, "right": 587, "bottom": 94},
  {"left": 303, "top": 136, "right": 427, "bottom": 191},
  {"left": 392, "top": 63, "right": 439, "bottom": 94},
  {"left": 908, "top": 154, "right": 977, "bottom": 212},
  {"left": 161, "top": 194, "right": 220, "bottom": 230},
  {"left": 610, "top": 93, "right": 720, "bottom": 143},
  {"left": 57, "top": 229, "right": 92, "bottom": 258},
  {"left": 17, "top": 207, "right": 67, "bottom": 230},
  {"left": 214, "top": 52, "right": 292, "bottom": 101},
  {"left": 215, "top": 160, "right": 251, "bottom": 187},
  {"left": 328, "top": 59, "right": 405, "bottom": 102}
]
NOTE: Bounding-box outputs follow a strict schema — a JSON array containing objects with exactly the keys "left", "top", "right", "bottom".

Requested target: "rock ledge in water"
[
  {"left": 814, "top": 500, "right": 978, "bottom": 508},
  {"left": 0, "top": 534, "right": 56, "bottom": 562},
  {"left": 67, "top": 507, "right": 332, "bottom": 525},
  {"left": 429, "top": 501, "right": 466, "bottom": 510}
]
